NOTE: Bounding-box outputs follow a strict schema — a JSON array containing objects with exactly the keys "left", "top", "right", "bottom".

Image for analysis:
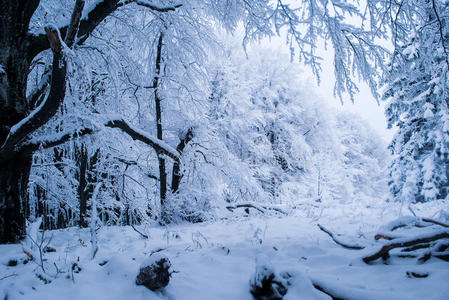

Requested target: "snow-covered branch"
[
  {"left": 0, "top": 27, "right": 66, "bottom": 161},
  {"left": 104, "top": 117, "right": 180, "bottom": 162},
  {"left": 28, "top": 0, "right": 182, "bottom": 61},
  {"left": 21, "top": 117, "right": 181, "bottom": 163},
  {"left": 116, "top": 0, "right": 182, "bottom": 12}
]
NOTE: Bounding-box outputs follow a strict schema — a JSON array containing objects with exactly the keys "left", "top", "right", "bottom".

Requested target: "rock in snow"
[
  {"left": 250, "top": 255, "right": 292, "bottom": 300},
  {"left": 135, "top": 253, "right": 171, "bottom": 291}
]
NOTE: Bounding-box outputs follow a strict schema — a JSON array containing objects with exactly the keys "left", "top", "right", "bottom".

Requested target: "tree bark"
[
  {"left": 151, "top": 34, "right": 167, "bottom": 220},
  {"left": 0, "top": 0, "right": 39, "bottom": 243},
  {"left": 171, "top": 128, "right": 194, "bottom": 193},
  {"left": 0, "top": 152, "right": 32, "bottom": 243},
  {"left": 77, "top": 144, "right": 89, "bottom": 228}
]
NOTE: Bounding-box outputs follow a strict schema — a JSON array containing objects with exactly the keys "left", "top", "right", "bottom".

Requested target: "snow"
[
  {"left": 3, "top": 92, "right": 48, "bottom": 146},
  {"left": 105, "top": 115, "right": 180, "bottom": 159},
  {"left": 1, "top": 201, "right": 448, "bottom": 300}
]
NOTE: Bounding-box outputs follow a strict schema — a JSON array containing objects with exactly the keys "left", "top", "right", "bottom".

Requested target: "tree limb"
[
  {"left": 116, "top": 0, "right": 182, "bottom": 12},
  {"left": 0, "top": 27, "right": 66, "bottom": 162},
  {"left": 65, "top": 0, "right": 86, "bottom": 48},
  {"left": 131, "top": 224, "right": 149, "bottom": 239},
  {"left": 20, "top": 128, "right": 93, "bottom": 153},
  {"left": 226, "top": 203, "right": 266, "bottom": 214},
  {"left": 27, "top": 0, "right": 182, "bottom": 61},
  {"left": 19, "top": 117, "right": 180, "bottom": 163},
  {"left": 362, "top": 231, "right": 449, "bottom": 263},
  {"left": 105, "top": 118, "right": 180, "bottom": 162},
  {"left": 317, "top": 224, "right": 365, "bottom": 250},
  {"left": 422, "top": 218, "right": 449, "bottom": 228}
]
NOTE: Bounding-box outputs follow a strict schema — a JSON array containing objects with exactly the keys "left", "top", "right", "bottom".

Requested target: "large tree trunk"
[
  {"left": 0, "top": 153, "right": 33, "bottom": 243},
  {"left": 0, "top": 0, "right": 39, "bottom": 243}
]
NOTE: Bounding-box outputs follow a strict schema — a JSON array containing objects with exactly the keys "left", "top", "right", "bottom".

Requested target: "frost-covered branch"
[
  {"left": 431, "top": 0, "right": 449, "bottom": 70},
  {"left": 116, "top": 0, "right": 182, "bottom": 12},
  {"left": 0, "top": 26, "right": 67, "bottom": 161},
  {"left": 317, "top": 224, "right": 365, "bottom": 250},
  {"left": 28, "top": 0, "right": 182, "bottom": 61},
  {"left": 20, "top": 128, "right": 94, "bottom": 154},
  {"left": 105, "top": 117, "right": 180, "bottom": 162},
  {"left": 19, "top": 116, "right": 180, "bottom": 163}
]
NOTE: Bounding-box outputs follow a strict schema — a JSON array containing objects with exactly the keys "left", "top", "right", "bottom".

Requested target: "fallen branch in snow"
[
  {"left": 226, "top": 203, "right": 287, "bottom": 215},
  {"left": 312, "top": 283, "right": 345, "bottom": 300},
  {"left": 131, "top": 224, "right": 149, "bottom": 239},
  {"left": 362, "top": 230, "right": 449, "bottom": 263},
  {"left": 421, "top": 218, "right": 449, "bottom": 228},
  {"left": 226, "top": 204, "right": 266, "bottom": 214},
  {"left": 317, "top": 224, "right": 365, "bottom": 250},
  {"left": 374, "top": 233, "right": 396, "bottom": 241},
  {"left": 0, "top": 273, "right": 17, "bottom": 281}
]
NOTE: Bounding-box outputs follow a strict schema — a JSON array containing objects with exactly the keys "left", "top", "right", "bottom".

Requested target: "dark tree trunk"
[
  {"left": 151, "top": 34, "right": 167, "bottom": 220},
  {"left": 0, "top": 0, "right": 39, "bottom": 243},
  {"left": 77, "top": 144, "right": 99, "bottom": 228},
  {"left": 171, "top": 128, "right": 194, "bottom": 193},
  {"left": 0, "top": 153, "right": 32, "bottom": 243},
  {"left": 77, "top": 145, "right": 89, "bottom": 227}
]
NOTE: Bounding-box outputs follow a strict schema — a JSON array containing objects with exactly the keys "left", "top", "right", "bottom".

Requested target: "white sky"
[
  {"left": 256, "top": 34, "right": 396, "bottom": 143},
  {"left": 315, "top": 52, "right": 395, "bottom": 143}
]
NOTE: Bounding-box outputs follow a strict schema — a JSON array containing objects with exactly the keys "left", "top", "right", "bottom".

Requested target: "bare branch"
[
  {"left": 105, "top": 118, "right": 180, "bottom": 162},
  {"left": 131, "top": 224, "right": 149, "bottom": 239},
  {"left": 317, "top": 224, "right": 365, "bottom": 250},
  {"left": 116, "top": 0, "right": 182, "bottom": 12},
  {"left": 431, "top": 0, "right": 449, "bottom": 70},
  {"left": 65, "top": 0, "right": 86, "bottom": 48},
  {"left": 28, "top": 0, "right": 182, "bottom": 61}
]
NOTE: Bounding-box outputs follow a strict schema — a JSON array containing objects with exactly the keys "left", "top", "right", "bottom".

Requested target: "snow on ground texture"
[{"left": 1, "top": 201, "right": 448, "bottom": 300}]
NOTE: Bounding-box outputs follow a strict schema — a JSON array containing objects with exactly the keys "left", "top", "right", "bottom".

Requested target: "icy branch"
[
  {"left": 317, "top": 224, "right": 365, "bottom": 250},
  {"left": 28, "top": 0, "right": 182, "bottom": 60},
  {"left": 105, "top": 117, "right": 180, "bottom": 162},
  {"left": 116, "top": 0, "right": 182, "bottom": 12}
]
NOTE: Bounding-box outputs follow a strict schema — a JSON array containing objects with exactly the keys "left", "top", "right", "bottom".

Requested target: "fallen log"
[{"left": 363, "top": 230, "right": 449, "bottom": 263}]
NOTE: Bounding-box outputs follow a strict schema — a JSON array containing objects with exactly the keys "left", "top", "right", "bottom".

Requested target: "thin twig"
[{"left": 0, "top": 273, "right": 17, "bottom": 280}]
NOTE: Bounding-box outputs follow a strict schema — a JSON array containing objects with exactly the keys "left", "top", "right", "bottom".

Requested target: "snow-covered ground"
[{"left": 1, "top": 200, "right": 448, "bottom": 300}]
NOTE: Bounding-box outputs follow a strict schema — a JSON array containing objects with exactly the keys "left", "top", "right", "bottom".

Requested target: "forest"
[{"left": 0, "top": 0, "right": 448, "bottom": 299}]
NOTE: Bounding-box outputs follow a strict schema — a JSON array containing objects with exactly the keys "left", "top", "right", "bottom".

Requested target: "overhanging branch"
[
  {"left": 105, "top": 118, "right": 180, "bottom": 162},
  {"left": 20, "top": 117, "right": 180, "bottom": 163},
  {"left": 27, "top": 0, "right": 182, "bottom": 61},
  {"left": 0, "top": 26, "right": 67, "bottom": 160}
]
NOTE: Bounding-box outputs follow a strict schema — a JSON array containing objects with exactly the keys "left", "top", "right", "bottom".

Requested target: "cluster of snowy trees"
[
  {"left": 26, "top": 42, "right": 389, "bottom": 230},
  {"left": 0, "top": 0, "right": 447, "bottom": 243},
  {"left": 383, "top": 0, "right": 449, "bottom": 204}
]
